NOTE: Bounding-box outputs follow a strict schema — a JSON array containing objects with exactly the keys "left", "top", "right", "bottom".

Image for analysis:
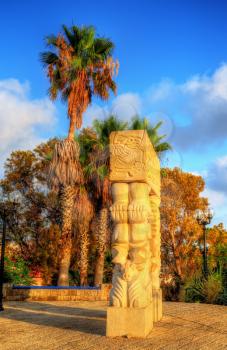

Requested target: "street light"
[
  {"left": 195, "top": 208, "right": 213, "bottom": 279},
  {"left": 0, "top": 201, "right": 18, "bottom": 311}
]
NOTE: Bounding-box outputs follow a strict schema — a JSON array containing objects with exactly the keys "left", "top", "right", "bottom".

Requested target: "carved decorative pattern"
[
  {"left": 109, "top": 130, "right": 160, "bottom": 197},
  {"left": 109, "top": 130, "right": 161, "bottom": 310}
]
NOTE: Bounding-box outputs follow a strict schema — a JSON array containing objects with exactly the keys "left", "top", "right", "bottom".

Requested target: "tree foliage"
[
  {"left": 161, "top": 167, "right": 208, "bottom": 282},
  {"left": 4, "top": 256, "right": 33, "bottom": 285},
  {"left": 0, "top": 140, "right": 62, "bottom": 283},
  {"left": 2, "top": 116, "right": 225, "bottom": 293},
  {"left": 130, "top": 116, "right": 172, "bottom": 154},
  {"left": 207, "top": 223, "right": 227, "bottom": 270}
]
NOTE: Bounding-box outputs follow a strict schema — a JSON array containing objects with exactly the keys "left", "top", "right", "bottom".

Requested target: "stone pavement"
[{"left": 0, "top": 301, "right": 226, "bottom": 350}]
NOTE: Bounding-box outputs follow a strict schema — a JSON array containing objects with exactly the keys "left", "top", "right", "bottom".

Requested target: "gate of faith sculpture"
[{"left": 106, "top": 130, "right": 162, "bottom": 338}]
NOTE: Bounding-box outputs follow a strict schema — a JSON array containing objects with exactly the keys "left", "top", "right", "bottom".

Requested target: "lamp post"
[
  {"left": 195, "top": 208, "right": 213, "bottom": 279},
  {"left": 0, "top": 201, "right": 17, "bottom": 311}
]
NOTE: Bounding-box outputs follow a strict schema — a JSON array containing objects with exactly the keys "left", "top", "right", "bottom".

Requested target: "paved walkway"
[{"left": 0, "top": 301, "right": 226, "bottom": 350}]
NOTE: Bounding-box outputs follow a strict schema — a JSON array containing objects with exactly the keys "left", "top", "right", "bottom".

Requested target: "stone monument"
[{"left": 106, "top": 130, "right": 162, "bottom": 338}]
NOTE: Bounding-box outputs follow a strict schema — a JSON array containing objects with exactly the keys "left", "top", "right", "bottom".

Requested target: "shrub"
[
  {"left": 216, "top": 265, "right": 227, "bottom": 305},
  {"left": 185, "top": 272, "right": 222, "bottom": 304},
  {"left": 69, "top": 270, "right": 80, "bottom": 286},
  {"left": 185, "top": 275, "right": 204, "bottom": 303},
  {"left": 216, "top": 294, "right": 227, "bottom": 305},
  {"left": 204, "top": 273, "right": 223, "bottom": 303},
  {"left": 161, "top": 274, "right": 182, "bottom": 301},
  {"left": 4, "top": 256, "right": 33, "bottom": 285}
]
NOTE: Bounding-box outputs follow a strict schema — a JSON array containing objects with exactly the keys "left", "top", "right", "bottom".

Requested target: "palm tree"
[
  {"left": 41, "top": 24, "right": 118, "bottom": 285},
  {"left": 93, "top": 115, "right": 128, "bottom": 146},
  {"left": 78, "top": 116, "right": 128, "bottom": 286},
  {"left": 92, "top": 116, "right": 128, "bottom": 286},
  {"left": 129, "top": 116, "right": 172, "bottom": 155}
]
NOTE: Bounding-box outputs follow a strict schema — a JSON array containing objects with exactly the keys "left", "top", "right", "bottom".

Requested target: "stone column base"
[
  {"left": 106, "top": 302, "right": 153, "bottom": 337},
  {"left": 152, "top": 288, "right": 162, "bottom": 322}
]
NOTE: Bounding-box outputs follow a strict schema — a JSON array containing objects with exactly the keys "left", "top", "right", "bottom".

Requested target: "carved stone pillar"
[{"left": 106, "top": 130, "right": 162, "bottom": 337}]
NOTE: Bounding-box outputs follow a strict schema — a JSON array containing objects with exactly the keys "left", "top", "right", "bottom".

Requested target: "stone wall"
[{"left": 4, "top": 284, "right": 112, "bottom": 302}]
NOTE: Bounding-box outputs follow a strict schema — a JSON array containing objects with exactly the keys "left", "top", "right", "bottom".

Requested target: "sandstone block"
[
  {"left": 109, "top": 130, "right": 160, "bottom": 196},
  {"left": 106, "top": 303, "right": 153, "bottom": 337}
]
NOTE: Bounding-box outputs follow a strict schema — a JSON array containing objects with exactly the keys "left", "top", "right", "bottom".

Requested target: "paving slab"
[{"left": 0, "top": 301, "right": 226, "bottom": 350}]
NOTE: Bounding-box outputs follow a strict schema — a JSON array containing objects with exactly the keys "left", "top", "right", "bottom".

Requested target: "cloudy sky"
[{"left": 1, "top": 0, "right": 227, "bottom": 226}]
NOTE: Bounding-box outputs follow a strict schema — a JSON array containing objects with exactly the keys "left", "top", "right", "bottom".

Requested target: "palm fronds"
[
  {"left": 41, "top": 24, "right": 118, "bottom": 136},
  {"left": 93, "top": 115, "right": 128, "bottom": 146},
  {"left": 130, "top": 115, "right": 172, "bottom": 155}
]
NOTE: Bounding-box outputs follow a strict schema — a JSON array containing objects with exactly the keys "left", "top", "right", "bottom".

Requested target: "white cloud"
[
  {"left": 83, "top": 93, "right": 142, "bottom": 127},
  {"left": 83, "top": 103, "right": 107, "bottom": 126},
  {"left": 203, "top": 187, "right": 227, "bottom": 227},
  {"left": 216, "top": 155, "right": 227, "bottom": 167},
  {"left": 189, "top": 169, "right": 208, "bottom": 178},
  {"left": 0, "top": 79, "right": 56, "bottom": 174},
  {"left": 183, "top": 64, "right": 227, "bottom": 100},
  {"left": 111, "top": 93, "right": 141, "bottom": 120},
  {"left": 83, "top": 63, "right": 227, "bottom": 151},
  {"left": 206, "top": 154, "right": 227, "bottom": 195},
  {"left": 147, "top": 79, "right": 175, "bottom": 102},
  {"left": 88, "top": 64, "right": 227, "bottom": 151},
  {"left": 203, "top": 188, "right": 226, "bottom": 208},
  {"left": 0, "top": 79, "right": 30, "bottom": 97},
  {"left": 197, "top": 154, "right": 227, "bottom": 227},
  {"left": 190, "top": 170, "right": 201, "bottom": 177},
  {"left": 145, "top": 63, "right": 227, "bottom": 150}
]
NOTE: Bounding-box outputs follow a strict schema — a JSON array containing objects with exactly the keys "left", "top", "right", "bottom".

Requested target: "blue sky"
[{"left": 1, "top": 0, "right": 227, "bottom": 225}]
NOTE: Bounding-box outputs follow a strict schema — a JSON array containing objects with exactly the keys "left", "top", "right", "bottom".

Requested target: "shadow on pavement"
[{"left": 0, "top": 302, "right": 107, "bottom": 336}]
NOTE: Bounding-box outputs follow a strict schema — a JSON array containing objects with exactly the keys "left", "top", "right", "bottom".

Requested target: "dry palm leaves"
[
  {"left": 68, "top": 70, "right": 90, "bottom": 129},
  {"left": 49, "top": 139, "right": 83, "bottom": 190},
  {"left": 73, "top": 186, "right": 94, "bottom": 224}
]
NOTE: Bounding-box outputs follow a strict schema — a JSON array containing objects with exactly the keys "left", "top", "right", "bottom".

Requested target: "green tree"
[
  {"left": 206, "top": 224, "right": 227, "bottom": 272},
  {"left": 0, "top": 140, "right": 62, "bottom": 284},
  {"left": 41, "top": 24, "right": 118, "bottom": 285},
  {"left": 4, "top": 256, "right": 33, "bottom": 286}
]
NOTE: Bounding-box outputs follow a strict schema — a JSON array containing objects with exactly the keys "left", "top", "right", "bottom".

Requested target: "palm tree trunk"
[
  {"left": 94, "top": 252, "right": 105, "bottom": 286},
  {"left": 58, "top": 185, "right": 75, "bottom": 286},
  {"left": 94, "top": 207, "right": 109, "bottom": 286},
  {"left": 58, "top": 241, "right": 72, "bottom": 286},
  {"left": 67, "top": 118, "right": 75, "bottom": 141},
  {"left": 79, "top": 225, "right": 89, "bottom": 286}
]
